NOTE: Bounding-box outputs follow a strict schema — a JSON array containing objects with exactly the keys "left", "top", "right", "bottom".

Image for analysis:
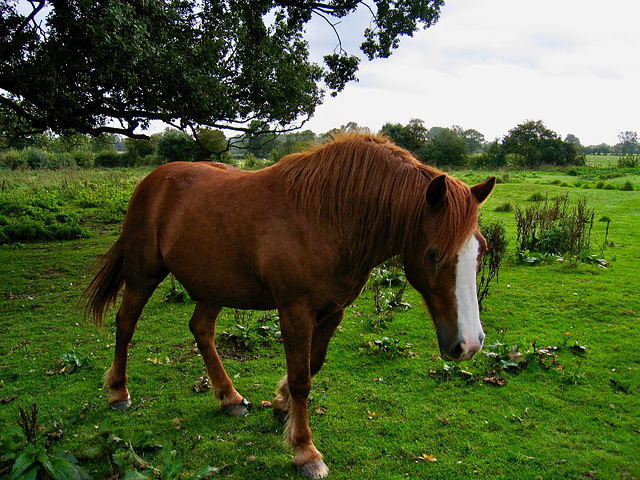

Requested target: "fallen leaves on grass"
[{"left": 416, "top": 453, "right": 437, "bottom": 463}]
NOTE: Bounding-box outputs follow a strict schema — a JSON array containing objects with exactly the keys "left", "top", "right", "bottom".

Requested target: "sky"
[{"left": 300, "top": 0, "right": 640, "bottom": 146}]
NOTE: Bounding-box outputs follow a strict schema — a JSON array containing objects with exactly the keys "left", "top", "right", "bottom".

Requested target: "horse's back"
[{"left": 120, "top": 161, "right": 284, "bottom": 308}]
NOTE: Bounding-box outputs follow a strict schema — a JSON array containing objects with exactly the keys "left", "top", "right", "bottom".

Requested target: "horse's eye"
[{"left": 428, "top": 248, "right": 439, "bottom": 262}]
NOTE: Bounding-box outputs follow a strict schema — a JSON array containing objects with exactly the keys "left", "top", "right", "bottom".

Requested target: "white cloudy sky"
[{"left": 301, "top": 0, "right": 640, "bottom": 146}]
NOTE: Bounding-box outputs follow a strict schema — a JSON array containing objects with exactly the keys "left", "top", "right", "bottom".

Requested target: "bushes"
[
  {"left": 0, "top": 191, "right": 89, "bottom": 244},
  {"left": 617, "top": 155, "right": 639, "bottom": 168},
  {"left": 514, "top": 194, "right": 597, "bottom": 262}
]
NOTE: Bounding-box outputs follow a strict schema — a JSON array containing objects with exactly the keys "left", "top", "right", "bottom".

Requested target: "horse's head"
[{"left": 404, "top": 175, "right": 496, "bottom": 362}]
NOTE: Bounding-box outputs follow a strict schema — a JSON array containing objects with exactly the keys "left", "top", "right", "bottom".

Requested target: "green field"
[{"left": 1, "top": 165, "right": 639, "bottom": 480}]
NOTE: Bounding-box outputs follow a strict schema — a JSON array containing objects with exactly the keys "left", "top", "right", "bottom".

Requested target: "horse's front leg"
[
  {"left": 274, "top": 309, "right": 344, "bottom": 423},
  {"left": 279, "top": 305, "right": 329, "bottom": 479},
  {"left": 189, "top": 302, "right": 248, "bottom": 416}
]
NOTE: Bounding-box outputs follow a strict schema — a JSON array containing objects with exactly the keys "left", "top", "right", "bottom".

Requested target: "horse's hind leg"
[
  {"left": 105, "top": 280, "right": 161, "bottom": 410},
  {"left": 189, "top": 303, "right": 248, "bottom": 416}
]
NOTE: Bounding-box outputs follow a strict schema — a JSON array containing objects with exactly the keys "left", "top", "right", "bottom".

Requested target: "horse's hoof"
[
  {"left": 222, "top": 398, "right": 251, "bottom": 417},
  {"left": 109, "top": 399, "right": 131, "bottom": 411},
  {"left": 273, "top": 407, "right": 288, "bottom": 424},
  {"left": 297, "top": 459, "right": 329, "bottom": 479}
]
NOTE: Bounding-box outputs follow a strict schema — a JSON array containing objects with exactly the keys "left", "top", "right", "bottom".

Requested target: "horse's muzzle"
[{"left": 439, "top": 332, "right": 485, "bottom": 362}]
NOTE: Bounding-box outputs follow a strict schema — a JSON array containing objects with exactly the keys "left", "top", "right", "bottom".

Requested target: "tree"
[
  {"left": 195, "top": 128, "right": 231, "bottom": 162},
  {"left": 156, "top": 129, "right": 197, "bottom": 163},
  {"left": 424, "top": 127, "right": 469, "bottom": 167},
  {"left": 564, "top": 133, "right": 581, "bottom": 149},
  {"left": 381, "top": 118, "right": 429, "bottom": 159},
  {"left": 501, "top": 120, "right": 579, "bottom": 167},
  {"left": 616, "top": 131, "right": 639, "bottom": 155},
  {"left": 460, "top": 128, "right": 485, "bottom": 154},
  {"left": 0, "top": 0, "right": 444, "bottom": 140}
]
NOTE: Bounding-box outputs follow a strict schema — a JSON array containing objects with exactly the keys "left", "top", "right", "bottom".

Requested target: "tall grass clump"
[{"left": 515, "top": 194, "right": 595, "bottom": 260}]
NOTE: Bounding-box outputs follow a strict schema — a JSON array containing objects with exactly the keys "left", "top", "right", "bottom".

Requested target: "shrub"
[
  {"left": 1, "top": 150, "right": 27, "bottom": 169},
  {"left": 21, "top": 147, "right": 53, "bottom": 168},
  {"left": 73, "top": 150, "right": 95, "bottom": 168},
  {"left": 527, "top": 192, "right": 546, "bottom": 202},
  {"left": 506, "top": 153, "right": 526, "bottom": 168},
  {"left": 494, "top": 202, "right": 513, "bottom": 213},
  {"left": 620, "top": 181, "right": 634, "bottom": 191},
  {"left": 617, "top": 155, "right": 639, "bottom": 168},
  {"left": 515, "top": 194, "right": 594, "bottom": 257},
  {"left": 595, "top": 181, "right": 604, "bottom": 189},
  {"left": 95, "top": 150, "right": 123, "bottom": 167}
]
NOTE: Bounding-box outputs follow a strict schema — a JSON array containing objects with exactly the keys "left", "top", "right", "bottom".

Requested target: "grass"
[{"left": 1, "top": 166, "right": 639, "bottom": 479}]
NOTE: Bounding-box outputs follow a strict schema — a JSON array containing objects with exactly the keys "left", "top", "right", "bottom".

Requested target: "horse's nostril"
[{"left": 450, "top": 342, "right": 464, "bottom": 360}]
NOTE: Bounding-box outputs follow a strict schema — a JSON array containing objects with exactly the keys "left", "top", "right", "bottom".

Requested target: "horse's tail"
[{"left": 83, "top": 239, "right": 125, "bottom": 328}]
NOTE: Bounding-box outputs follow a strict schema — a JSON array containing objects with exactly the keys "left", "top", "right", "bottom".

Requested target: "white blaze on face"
[{"left": 455, "top": 235, "right": 485, "bottom": 360}]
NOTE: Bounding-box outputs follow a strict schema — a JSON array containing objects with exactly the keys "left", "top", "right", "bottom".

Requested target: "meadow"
[{"left": 0, "top": 163, "right": 639, "bottom": 480}]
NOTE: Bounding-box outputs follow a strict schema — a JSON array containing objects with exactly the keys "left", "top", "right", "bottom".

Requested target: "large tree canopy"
[{"left": 0, "top": 0, "right": 443, "bottom": 139}]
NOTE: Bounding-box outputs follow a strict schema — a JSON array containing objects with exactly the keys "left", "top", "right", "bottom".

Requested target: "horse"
[{"left": 83, "top": 132, "right": 495, "bottom": 479}]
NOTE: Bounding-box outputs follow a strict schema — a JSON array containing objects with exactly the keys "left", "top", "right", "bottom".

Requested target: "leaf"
[
  {"left": 8, "top": 446, "right": 37, "bottom": 480},
  {"left": 194, "top": 466, "right": 220, "bottom": 478},
  {"left": 421, "top": 453, "right": 437, "bottom": 462},
  {"left": 123, "top": 470, "right": 154, "bottom": 480},
  {"left": 483, "top": 376, "right": 506, "bottom": 386},
  {"left": 131, "top": 431, "right": 163, "bottom": 449},
  {"left": 54, "top": 451, "right": 93, "bottom": 480},
  {"left": 500, "top": 359, "right": 520, "bottom": 369}
]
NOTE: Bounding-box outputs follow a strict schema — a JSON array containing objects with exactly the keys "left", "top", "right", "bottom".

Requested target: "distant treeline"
[{"left": 1, "top": 119, "right": 638, "bottom": 170}]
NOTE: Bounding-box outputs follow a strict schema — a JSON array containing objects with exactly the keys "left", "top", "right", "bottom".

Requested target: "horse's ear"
[
  {"left": 470, "top": 176, "right": 496, "bottom": 205},
  {"left": 426, "top": 174, "right": 447, "bottom": 209}
]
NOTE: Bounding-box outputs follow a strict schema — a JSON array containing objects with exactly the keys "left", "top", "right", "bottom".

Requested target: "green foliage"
[
  {"left": 2, "top": 1, "right": 442, "bottom": 138},
  {"left": 95, "top": 151, "right": 124, "bottom": 168},
  {"left": 0, "top": 191, "right": 89, "bottom": 244},
  {"left": 617, "top": 155, "right": 639, "bottom": 168},
  {"left": 360, "top": 336, "right": 416, "bottom": 357},
  {"left": 526, "top": 191, "right": 546, "bottom": 202},
  {"left": 502, "top": 120, "right": 581, "bottom": 167},
  {"left": 163, "top": 275, "right": 192, "bottom": 304},
  {"left": 477, "top": 220, "right": 508, "bottom": 310},
  {"left": 493, "top": 202, "right": 513, "bottom": 212},
  {"left": 366, "top": 261, "right": 410, "bottom": 331},
  {"left": 423, "top": 127, "right": 469, "bottom": 167},
  {"left": 620, "top": 180, "right": 634, "bottom": 191},
  {"left": 57, "top": 349, "right": 90, "bottom": 374},
  {"left": 221, "top": 310, "right": 281, "bottom": 351},
  {"left": 0, "top": 404, "right": 92, "bottom": 480},
  {"left": 515, "top": 194, "right": 596, "bottom": 260}
]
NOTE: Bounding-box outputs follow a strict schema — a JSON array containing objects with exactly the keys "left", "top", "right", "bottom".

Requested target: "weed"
[
  {"left": 0, "top": 403, "right": 92, "bottom": 480},
  {"left": 59, "top": 349, "right": 90, "bottom": 373},
  {"left": 477, "top": 220, "right": 508, "bottom": 310},
  {"left": 360, "top": 336, "right": 416, "bottom": 357},
  {"left": 617, "top": 155, "right": 639, "bottom": 168},
  {"left": 221, "top": 309, "right": 281, "bottom": 350},
  {"left": 368, "top": 261, "right": 410, "bottom": 314},
  {"left": 514, "top": 194, "right": 595, "bottom": 260},
  {"left": 163, "top": 275, "right": 192, "bottom": 304}
]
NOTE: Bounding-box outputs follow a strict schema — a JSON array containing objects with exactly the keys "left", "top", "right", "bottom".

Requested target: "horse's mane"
[{"left": 273, "top": 131, "right": 479, "bottom": 268}]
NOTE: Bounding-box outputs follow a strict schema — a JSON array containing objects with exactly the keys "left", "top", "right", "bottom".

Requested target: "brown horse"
[{"left": 84, "top": 132, "right": 495, "bottom": 479}]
